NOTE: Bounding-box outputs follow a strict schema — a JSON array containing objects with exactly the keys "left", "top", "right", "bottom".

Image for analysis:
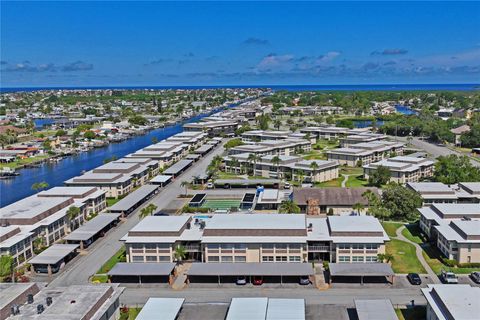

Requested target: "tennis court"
[{"left": 201, "top": 199, "right": 241, "bottom": 210}]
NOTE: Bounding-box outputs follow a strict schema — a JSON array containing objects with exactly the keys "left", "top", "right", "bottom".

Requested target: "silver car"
[{"left": 236, "top": 276, "right": 247, "bottom": 285}]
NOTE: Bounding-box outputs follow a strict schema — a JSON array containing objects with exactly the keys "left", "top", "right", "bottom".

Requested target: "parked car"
[
  {"left": 470, "top": 271, "right": 480, "bottom": 284},
  {"left": 284, "top": 182, "right": 291, "bottom": 189},
  {"left": 153, "top": 212, "right": 169, "bottom": 216},
  {"left": 206, "top": 182, "right": 214, "bottom": 189},
  {"left": 253, "top": 276, "right": 263, "bottom": 286},
  {"left": 236, "top": 276, "right": 247, "bottom": 285},
  {"left": 440, "top": 270, "right": 458, "bottom": 284},
  {"left": 299, "top": 276, "right": 310, "bottom": 285},
  {"left": 407, "top": 273, "right": 422, "bottom": 285}
]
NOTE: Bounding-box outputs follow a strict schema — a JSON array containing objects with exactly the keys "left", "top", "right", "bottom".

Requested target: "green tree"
[
  {"left": 128, "top": 115, "right": 148, "bottom": 126},
  {"left": 434, "top": 155, "right": 480, "bottom": 184},
  {"left": 180, "top": 181, "right": 190, "bottom": 196},
  {"left": 460, "top": 124, "right": 480, "bottom": 148},
  {"left": 31, "top": 181, "right": 49, "bottom": 193},
  {"left": 139, "top": 203, "right": 158, "bottom": 219},
  {"left": 0, "top": 255, "right": 14, "bottom": 279},
  {"left": 66, "top": 206, "right": 81, "bottom": 231},
  {"left": 274, "top": 119, "right": 282, "bottom": 130},
  {"left": 55, "top": 129, "right": 67, "bottom": 137},
  {"left": 247, "top": 153, "right": 260, "bottom": 175},
  {"left": 278, "top": 200, "right": 301, "bottom": 214},
  {"left": 368, "top": 165, "right": 391, "bottom": 187},
  {"left": 309, "top": 161, "right": 319, "bottom": 180},
  {"left": 224, "top": 138, "right": 244, "bottom": 150},
  {"left": 381, "top": 183, "right": 423, "bottom": 221},
  {"left": 362, "top": 190, "right": 391, "bottom": 221},
  {"left": 173, "top": 245, "right": 187, "bottom": 264},
  {"left": 352, "top": 203, "right": 365, "bottom": 215},
  {"left": 271, "top": 155, "right": 281, "bottom": 178},
  {"left": 83, "top": 130, "right": 96, "bottom": 140}
]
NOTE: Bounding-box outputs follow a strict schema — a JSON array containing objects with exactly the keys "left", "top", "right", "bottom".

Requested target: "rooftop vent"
[
  {"left": 307, "top": 223, "right": 313, "bottom": 232},
  {"left": 46, "top": 296, "right": 53, "bottom": 306}
]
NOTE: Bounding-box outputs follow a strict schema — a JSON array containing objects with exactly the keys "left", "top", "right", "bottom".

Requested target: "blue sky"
[{"left": 1, "top": 1, "right": 479, "bottom": 87}]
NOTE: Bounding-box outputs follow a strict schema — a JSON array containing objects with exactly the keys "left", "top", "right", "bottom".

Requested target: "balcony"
[{"left": 308, "top": 245, "right": 330, "bottom": 252}]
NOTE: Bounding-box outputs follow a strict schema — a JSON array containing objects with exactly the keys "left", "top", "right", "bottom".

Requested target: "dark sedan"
[{"left": 407, "top": 273, "right": 422, "bottom": 285}]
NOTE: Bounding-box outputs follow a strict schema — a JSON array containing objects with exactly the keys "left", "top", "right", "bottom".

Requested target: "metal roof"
[
  {"left": 266, "top": 299, "right": 305, "bottom": 320},
  {"left": 149, "top": 175, "right": 172, "bottom": 183},
  {"left": 226, "top": 298, "right": 268, "bottom": 320},
  {"left": 163, "top": 159, "right": 193, "bottom": 175},
  {"left": 109, "top": 184, "right": 158, "bottom": 212},
  {"left": 354, "top": 300, "right": 397, "bottom": 320},
  {"left": 107, "top": 262, "right": 176, "bottom": 276},
  {"left": 421, "top": 285, "right": 480, "bottom": 320},
  {"left": 136, "top": 298, "right": 185, "bottom": 320},
  {"left": 188, "top": 263, "right": 314, "bottom": 276},
  {"left": 29, "top": 244, "right": 79, "bottom": 265},
  {"left": 329, "top": 263, "right": 394, "bottom": 277},
  {"left": 63, "top": 213, "right": 121, "bottom": 241},
  {"left": 205, "top": 214, "right": 306, "bottom": 230},
  {"left": 215, "top": 179, "right": 280, "bottom": 185}
]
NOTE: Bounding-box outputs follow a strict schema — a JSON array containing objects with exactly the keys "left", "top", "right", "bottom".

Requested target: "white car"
[
  {"left": 284, "top": 182, "right": 291, "bottom": 189},
  {"left": 440, "top": 270, "right": 458, "bottom": 284},
  {"left": 206, "top": 182, "right": 214, "bottom": 189}
]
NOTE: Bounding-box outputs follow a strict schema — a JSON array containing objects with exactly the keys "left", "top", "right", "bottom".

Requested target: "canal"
[{"left": 1, "top": 109, "right": 224, "bottom": 206}]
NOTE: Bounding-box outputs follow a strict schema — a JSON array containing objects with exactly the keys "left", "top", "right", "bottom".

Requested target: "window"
[
  {"left": 338, "top": 256, "right": 350, "bottom": 262},
  {"left": 146, "top": 256, "right": 157, "bottom": 262},
  {"left": 275, "top": 256, "right": 287, "bottom": 262},
  {"left": 289, "top": 244, "right": 301, "bottom": 250},
  {"left": 145, "top": 244, "right": 156, "bottom": 249},
  {"left": 262, "top": 256, "right": 274, "bottom": 262},
  {"left": 366, "top": 256, "right": 377, "bottom": 262},
  {"left": 208, "top": 244, "right": 219, "bottom": 249},
  {"left": 131, "top": 244, "right": 143, "bottom": 249},
  {"left": 208, "top": 256, "right": 219, "bottom": 262},
  {"left": 365, "top": 244, "right": 378, "bottom": 250},
  {"left": 262, "top": 244, "right": 274, "bottom": 249},
  {"left": 276, "top": 244, "right": 287, "bottom": 249},
  {"left": 468, "top": 245, "right": 472, "bottom": 252},
  {"left": 221, "top": 256, "right": 233, "bottom": 262},
  {"left": 159, "top": 256, "right": 171, "bottom": 262},
  {"left": 222, "top": 244, "right": 234, "bottom": 250},
  {"left": 352, "top": 256, "right": 364, "bottom": 262},
  {"left": 234, "top": 244, "right": 246, "bottom": 250},
  {"left": 289, "top": 256, "right": 301, "bottom": 262},
  {"left": 338, "top": 244, "right": 350, "bottom": 250},
  {"left": 132, "top": 256, "right": 144, "bottom": 262},
  {"left": 235, "top": 256, "right": 246, "bottom": 262},
  {"left": 352, "top": 244, "right": 364, "bottom": 250}
]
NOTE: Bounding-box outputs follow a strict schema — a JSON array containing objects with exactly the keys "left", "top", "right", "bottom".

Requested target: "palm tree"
[
  {"left": 271, "top": 155, "right": 281, "bottom": 178},
  {"left": 278, "top": 200, "right": 301, "bottom": 214},
  {"left": 274, "top": 119, "right": 282, "bottom": 130},
  {"left": 230, "top": 158, "right": 240, "bottom": 174},
  {"left": 180, "top": 181, "right": 189, "bottom": 196},
  {"left": 377, "top": 253, "right": 395, "bottom": 263},
  {"left": 352, "top": 203, "right": 365, "bottom": 215},
  {"left": 31, "top": 181, "right": 49, "bottom": 193},
  {"left": 247, "top": 153, "right": 259, "bottom": 175},
  {"left": 66, "top": 206, "right": 81, "bottom": 231},
  {"left": 173, "top": 245, "right": 187, "bottom": 264},
  {"left": 139, "top": 203, "right": 157, "bottom": 219},
  {"left": 295, "top": 169, "right": 305, "bottom": 184}
]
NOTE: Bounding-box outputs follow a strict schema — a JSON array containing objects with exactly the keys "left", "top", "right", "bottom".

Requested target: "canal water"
[{"left": 1, "top": 111, "right": 221, "bottom": 207}]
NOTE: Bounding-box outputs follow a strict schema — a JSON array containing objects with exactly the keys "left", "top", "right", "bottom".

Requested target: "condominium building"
[
  {"left": 224, "top": 153, "right": 339, "bottom": 183},
  {"left": 121, "top": 214, "right": 388, "bottom": 264},
  {"left": 422, "top": 285, "right": 479, "bottom": 320},
  {"left": 130, "top": 141, "right": 188, "bottom": 167},
  {"left": 363, "top": 156, "right": 434, "bottom": 184},
  {"left": 418, "top": 203, "right": 480, "bottom": 263},
  {"left": 339, "top": 133, "right": 387, "bottom": 148},
  {"left": 327, "top": 140, "right": 404, "bottom": 166},
  {"left": 300, "top": 126, "right": 369, "bottom": 140},
  {"left": 241, "top": 130, "right": 307, "bottom": 142},
  {"left": 165, "top": 131, "right": 208, "bottom": 150},
  {"left": 37, "top": 186, "right": 107, "bottom": 215},
  {"left": 229, "top": 139, "right": 311, "bottom": 156},
  {"left": 183, "top": 120, "right": 238, "bottom": 137},
  {"left": 406, "top": 182, "right": 480, "bottom": 205}
]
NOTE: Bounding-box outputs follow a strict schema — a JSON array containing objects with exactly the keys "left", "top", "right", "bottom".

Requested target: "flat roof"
[
  {"left": 109, "top": 184, "right": 158, "bottom": 212},
  {"left": 354, "top": 299, "right": 397, "bottom": 320},
  {"left": 0, "top": 195, "right": 72, "bottom": 220},
  {"left": 107, "top": 262, "right": 176, "bottom": 276},
  {"left": 136, "top": 298, "right": 185, "bottom": 320},
  {"left": 329, "top": 263, "right": 394, "bottom": 277},
  {"left": 63, "top": 213, "right": 121, "bottom": 241},
  {"left": 163, "top": 159, "right": 193, "bottom": 175},
  {"left": 149, "top": 175, "right": 172, "bottom": 183},
  {"left": 215, "top": 179, "right": 280, "bottom": 185},
  {"left": 188, "top": 263, "right": 314, "bottom": 276},
  {"left": 266, "top": 298, "right": 305, "bottom": 320},
  {"left": 328, "top": 215, "right": 385, "bottom": 234},
  {"left": 129, "top": 215, "right": 190, "bottom": 232},
  {"left": 38, "top": 186, "right": 98, "bottom": 197},
  {"left": 0, "top": 283, "right": 40, "bottom": 311},
  {"left": 29, "top": 244, "right": 79, "bottom": 265},
  {"left": 227, "top": 298, "right": 268, "bottom": 320},
  {"left": 205, "top": 214, "right": 306, "bottom": 230},
  {"left": 421, "top": 285, "right": 480, "bottom": 320},
  {"left": 407, "top": 182, "right": 455, "bottom": 194}
]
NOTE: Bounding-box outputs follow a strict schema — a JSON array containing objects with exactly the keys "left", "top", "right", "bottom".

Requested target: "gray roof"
[
  {"left": 149, "top": 175, "right": 172, "bottom": 184},
  {"left": 293, "top": 187, "right": 378, "bottom": 206},
  {"left": 329, "top": 263, "right": 394, "bottom": 277},
  {"left": 109, "top": 184, "right": 158, "bottom": 212},
  {"left": 266, "top": 299, "right": 305, "bottom": 320},
  {"left": 63, "top": 213, "right": 121, "bottom": 241},
  {"left": 29, "top": 244, "right": 79, "bottom": 265},
  {"left": 188, "top": 263, "right": 314, "bottom": 276},
  {"left": 107, "top": 262, "right": 176, "bottom": 276},
  {"left": 163, "top": 159, "right": 193, "bottom": 175},
  {"left": 421, "top": 285, "right": 480, "bottom": 320},
  {"left": 227, "top": 298, "right": 268, "bottom": 320},
  {"left": 136, "top": 298, "right": 185, "bottom": 320},
  {"left": 194, "top": 144, "right": 214, "bottom": 154},
  {"left": 215, "top": 179, "right": 280, "bottom": 185},
  {"left": 354, "top": 300, "right": 397, "bottom": 320}
]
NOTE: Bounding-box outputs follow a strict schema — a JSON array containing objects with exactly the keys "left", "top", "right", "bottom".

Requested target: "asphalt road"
[
  {"left": 395, "top": 136, "right": 480, "bottom": 167},
  {"left": 47, "top": 141, "right": 226, "bottom": 287}
]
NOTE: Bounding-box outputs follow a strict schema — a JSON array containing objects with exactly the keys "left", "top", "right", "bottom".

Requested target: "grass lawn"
[
  {"left": 315, "top": 177, "right": 342, "bottom": 187},
  {"left": 106, "top": 198, "right": 121, "bottom": 207},
  {"left": 302, "top": 150, "right": 327, "bottom": 160},
  {"left": 422, "top": 244, "right": 478, "bottom": 274},
  {"left": 97, "top": 247, "right": 126, "bottom": 274},
  {"left": 0, "top": 154, "right": 51, "bottom": 169},
  {"left": 339, "top": 166, "right": 363, "bottom": 175},
  {"left": 395, "top": 307, "right": 426, "bottom": 320},
  {"left": 91, "top": 274, "right": 108, "bottom": 283},
  {"left": 386, "top": 239, "right": 426, "bottom": 274},
  {"left": 402, "top": 223, "right": 426, "bottom": 244},
  {"left": 345, "top": 175, "right": 368, "bottom": 187},
  {"left": 312, "top": 139, "right": 339, "bottom": 150},
  {"left": 120, "top": 308, "right": 142, "bottom": 320},
  {"left": 381, "top": 221, "right": 404, "bottom": 238},
  {"left": 217, "top": 172, "right": 243, "bottom": 179}
]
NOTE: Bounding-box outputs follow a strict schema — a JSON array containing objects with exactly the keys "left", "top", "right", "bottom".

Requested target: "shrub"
[
  {"left": 458, "top": 262, "right": 480, "bottom": 268},
  {"left": 327, "top": 208, "right": 334, "bottom": 216},
  {"left": 323, "top": 261, "right": 329, "bottom": 270},
  {"left": 442, "top": 259, "right": 457, "bottom": 267}
]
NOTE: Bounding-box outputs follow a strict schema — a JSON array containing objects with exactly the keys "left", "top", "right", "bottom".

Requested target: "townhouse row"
[
  {"left": 121, "top": 214, "right": 389, "bottom": 264},
  {"left": 407, "top": 182, "right": 480, "bottom": 205},
  {"left": 363, "top": 155, "right": 435, "bottom": 184}
]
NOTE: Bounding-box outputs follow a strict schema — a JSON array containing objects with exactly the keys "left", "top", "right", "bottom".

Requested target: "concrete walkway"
[
  {"left": 340, "top": 174, "right": 349, "bottom": 187},
  {"left": 395, "top": 226, "right": 440, "bottom": 283}
]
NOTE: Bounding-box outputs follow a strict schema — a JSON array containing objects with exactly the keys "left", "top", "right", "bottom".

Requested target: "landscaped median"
[{"left": 91, "top": 247, "right": 126, "bottom": 283}]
